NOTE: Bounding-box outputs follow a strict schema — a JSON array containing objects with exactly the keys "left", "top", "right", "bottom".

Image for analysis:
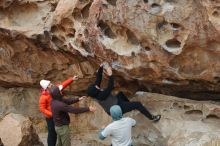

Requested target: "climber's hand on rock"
[{"left": 106, "top": 67, "right": 112, "bottom": 76}]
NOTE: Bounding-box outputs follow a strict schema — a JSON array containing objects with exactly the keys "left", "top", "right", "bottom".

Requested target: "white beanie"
[{"left": 40, "top": 80, "right": 51, "bottom": 90}]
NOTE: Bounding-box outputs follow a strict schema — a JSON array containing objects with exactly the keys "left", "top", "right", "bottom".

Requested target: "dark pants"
[
  {"left": 117, "top": 92, "right": 153, "bottom": 120},
  {"left": 46, "top": 118, "right": 57, "bottom": 146},
  {"left": 116, "top": 92, "right": 130, "bottom": 102}
]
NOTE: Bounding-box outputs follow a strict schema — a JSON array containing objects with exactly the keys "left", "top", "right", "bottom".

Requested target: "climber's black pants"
[
  {"left": 46, "top": 118, "right": 57, "bottom": 146},
  {"left": 117, "top": 92, "right": 154, "bottom": 120}
]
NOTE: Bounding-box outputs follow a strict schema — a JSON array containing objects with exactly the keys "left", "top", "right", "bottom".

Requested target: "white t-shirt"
[{"left": 101, "top": 117, "right": 136, "bottom": 146}]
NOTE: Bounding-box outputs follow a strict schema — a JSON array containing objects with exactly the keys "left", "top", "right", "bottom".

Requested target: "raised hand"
[
  {"left": 101, "top": 62, "right": 109, "bottom": 69},
  {"left": 89, "top": 106, "right": 96, "bottom": 112},
  {"left": 79, "top": 96, "right": 87, "bottom": 101},
  {"left": 106, "top": 66, "right": 112, "bottom": 76},
  {"left": 73, "top": 75, "right": 79, "bottom": 80}
]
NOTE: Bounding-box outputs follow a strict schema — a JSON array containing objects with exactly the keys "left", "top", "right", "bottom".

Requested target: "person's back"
[
  {"left": 99, "top": 105, "right": 136, "bottom": 146},
  {"left": 105, "top": 117, "right": 135, "bottom": 146}
]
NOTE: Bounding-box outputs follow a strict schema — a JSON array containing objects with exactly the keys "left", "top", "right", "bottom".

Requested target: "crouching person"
[
  {"left": 99, "top": 105, "right": 136, "bottom": 146},
  {"left": 50, "top": 86, "right": 96, "bottom": 146}
]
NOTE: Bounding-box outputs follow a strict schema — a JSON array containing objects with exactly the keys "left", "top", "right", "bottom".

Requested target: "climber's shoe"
[{"left": 151, "top": 115, "right": 161, "bottom": 122}]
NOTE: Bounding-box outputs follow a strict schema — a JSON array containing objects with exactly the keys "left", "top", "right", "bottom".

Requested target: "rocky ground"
[{"left": 39, "top": 133, "right": 110, "bottom": 146}]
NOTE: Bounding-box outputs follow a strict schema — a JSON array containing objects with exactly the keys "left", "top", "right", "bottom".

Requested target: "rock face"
[
  {"left": 0, "top": 113, "right": 43, "bottom": 146},
  {"left": 0, "top": 87, "right": 40, "bottom": 118},
  {"left": 131, "top": 92, "right": 220, "bottom": 146},
  {"left": 1, "top": 0, "right": 220, "bottom": 145},
  {"left": 0, "top": 0, "right": 220, "bottom": 98}
]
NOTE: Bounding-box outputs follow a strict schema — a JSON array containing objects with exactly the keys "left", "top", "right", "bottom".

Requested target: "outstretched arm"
[
  {"left": 58, "top": 76, "right": 79, "bottom": 91},
  {"left": 94, "top": 66, "right": 103, "bottom": 87},
  {"left": 99, "top": 125, "right": 111, "bottom": 140},
  {"left": 61, "top": 104, "right": 96, "bottom": 114},
  {"left": 98, "top": 128, "right": 106, "bottom": 140},
  {"left": 58, "top": 78, "right": 74, "bottom": 91},
  {"left": 96, "top": 75, "right": 114, "bottom": 100},
  {"left": 62, "top": 97, "right": 80, "bottom": 105},
  {"left": 62, "top": 96, "right": 87, "bottom": 105},
  {"left": 61, "top": 104, "right": 90, "bottom": 114}
]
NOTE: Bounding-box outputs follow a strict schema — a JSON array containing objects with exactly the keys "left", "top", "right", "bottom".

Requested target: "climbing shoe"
[{"left": 152, "top": 115, "right": 161, "bottom": 122}]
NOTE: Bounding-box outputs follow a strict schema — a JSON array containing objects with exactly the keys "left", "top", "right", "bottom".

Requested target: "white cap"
[{"left": 40, "top": 80, "right": 51, "bottom": 90}]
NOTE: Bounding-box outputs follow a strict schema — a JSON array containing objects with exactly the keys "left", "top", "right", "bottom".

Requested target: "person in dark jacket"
[
  {"left": 50, "top": 86, "right": 96, "bottom": 146},
  {"left": 87, "top": 63, "right": 161, "bottom": 121}
]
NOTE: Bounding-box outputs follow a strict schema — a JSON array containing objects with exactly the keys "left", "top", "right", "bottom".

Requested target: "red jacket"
[{"left": 39, "top": 78, "right": 74, "bottom": 118}]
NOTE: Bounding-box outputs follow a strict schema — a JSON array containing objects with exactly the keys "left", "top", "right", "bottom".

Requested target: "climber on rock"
[
  {"left": 50, "top": 86, "right": 96, "bottom": 146},
  {"left": 99, "top": 105, "right": 136, "bottom": 146},
  {"left": 39, "top": 76, "right": 78, "bottom": 146},
  {"left": 87, "top": 63, "right": 161, "bottom": 121}
]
